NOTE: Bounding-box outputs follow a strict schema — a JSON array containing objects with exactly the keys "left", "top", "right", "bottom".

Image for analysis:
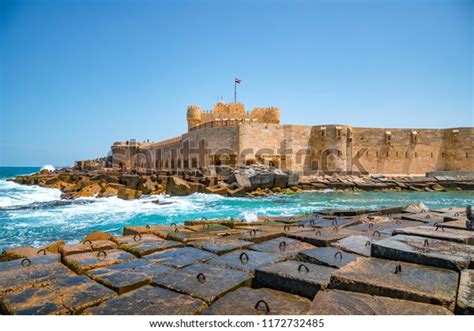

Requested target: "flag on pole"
[{"left": 235, "top": 77, "right": 241, "bottom": 84}]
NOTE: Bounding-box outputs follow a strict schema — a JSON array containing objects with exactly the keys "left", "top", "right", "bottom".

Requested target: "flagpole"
[{"left": 234, "top": 80, "right": 237, "bottom": 103}]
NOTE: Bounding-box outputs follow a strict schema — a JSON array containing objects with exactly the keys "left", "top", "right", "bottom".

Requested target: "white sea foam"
[
  {"left": 0, "top": 180, "right": 61, "bottom": 207},
  {"left": 40, "top": 164, "right": 55, "bottom": 172}
]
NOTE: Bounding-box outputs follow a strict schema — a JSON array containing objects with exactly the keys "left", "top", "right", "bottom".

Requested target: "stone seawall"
[
  {"left": 9, "top": 166, "right": 474, "bottom": 200},
  {"left": 1, "top": 204, "right": 472, "bottom": 315}
]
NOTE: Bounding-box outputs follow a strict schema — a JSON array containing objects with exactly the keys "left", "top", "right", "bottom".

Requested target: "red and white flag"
[{"left": 235, "top": 77, "right": 241, "bottom": 84}]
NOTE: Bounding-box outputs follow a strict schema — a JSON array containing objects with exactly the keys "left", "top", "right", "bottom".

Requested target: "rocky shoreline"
[
  {"left": 0, "top": 203, "right": 473, "bottom": 315},
  {"left": 9, "top": 166, "right": 474, "bottom": 200}
]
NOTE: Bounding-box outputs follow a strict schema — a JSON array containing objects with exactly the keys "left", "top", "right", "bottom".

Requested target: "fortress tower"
[{"left": 186, "top": 102, "right": 280, "bottom": 130}]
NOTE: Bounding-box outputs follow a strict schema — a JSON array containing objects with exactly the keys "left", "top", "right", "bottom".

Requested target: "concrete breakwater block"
[
  {"left": 0, "top": 255, "right": 74, "bottom": 294},
  {"left": 309, "top": 218, "right": 361, "bottom": 229},
  {"left": 122, "top": 225, "right": 174, "bottom": 236},
  {"left": 227, "top": 228, "right": 285, "bottom": 243},
  {"left": 254, "top": 261, "right": 335, "bottom": 299},
  {"left": 330, "top": 257, "right": 459, "bottom": 311},
  {"left": 456, "top": 270, "right": 474, "bottom": 314},
  {"left": 60, "top": 240, "right": 117, "bottom": 257},
  {"left": 204, "top": 287, "right": 311, "bottom": 315},
  {"left": 84, "top": 286, "right": 208, "bottom": 315},
  {"left": 114, "top": 234, "right": 182, "bottom": 257},
  {"left": 189, "top": 238, "right": 254, "bottom": 255},
  {"left": 286, "top": 229, "right": 348, "bottom": 247},
  {"left": 249, "top": 237, "right": 314, "bottom": 257},
  {"left": 332, "top": 235, "right": 374, "bottom": 257},
  {"left": 441, "top": 220, "right": 474, "bottom": 232},
  {"left": 164, "top": 230, "right": 220, "bottom": 243},
  {"left": 1, "top": 275, "right": 116, "bottom": 315},
  {"left": 153, "top": 263, "right": 252, "bottom": 304},
  {"left": 185, "top": 224, "right": 233, "bottom": 232},
  {"left": 145, "top": 247, "right": 215, "bottom": 269},
  {"left": 2, "top": 246, "right": 57, "bottom": 259},
  {"left": 393, "top": 226, "right": 474, "bottom": 244},
  {"left": 371, "top": 235, "right": 474, "bottom": 271},
  {"left": 87, "top": 259, "right": 174, "bottom": 294},
  {"left": 298, "top": 247, "right": 358, "bottom": 269},
  {"left": 208, "top": 250, "right": 284, "bottom": 274},
  {"left": 346, "top": 220, "right": 425, "bottom": 236},
  {"left": 308, "top": 289, "right": 452, "bottom": 315},
  {"left": 401, "top": 213, "right": 445, "bottom": 224},
  {"left": 63, "top": 249, "right": 136, "bottom": 273}
]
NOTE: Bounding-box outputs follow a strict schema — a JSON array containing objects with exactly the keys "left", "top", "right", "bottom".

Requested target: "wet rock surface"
[
  {"left": 208, "top": 250, "right": 284, "bottom": 274},
  {"left": 332, "top": 235, "right": 374, "bottom": 257},
  {"left": 153, "top": 263, "right": 252, "bottom": 304},
  {"left": 286, "top": 229, "right": 348, "bottom": 247},
  {"left": 63, "top": 249, "right": 136, "bottom": 273},
  {"left": 189, "top": 238, "right": 254, "bottom": 255},
  {"left": 298, "top": 247, "right": 359, "bottom": 268},
  {"left": 204, "top": 287, "right": 311, "bottom": 315},
  {"left": 456, "top": 269, "right": 474, "bottom": 314},
  {"left": 145, "top": 247, "right": 215, "bottom": 268},
  {"left": 330, "top": 257, "right": 459, "bottom": 311},
  {"left": 84, "top": 286, "right": 208, "bottom": 315},
  {"left": 60, "top": 240, "right": 117, "bottom": 256},
  {"left": 371, "top": 234, "right": 474, "bottom": 270},
  {"left": 255, "top": 260, "right": 335, "bottom": 299},
  {"left": 113, "top": 234, "right": 182, "bottom": 257},
  {"left": 249, "top": 237, "right": 315, "bottom": 257},
  {"left": 1, "top": 275, "right": 116, "bottom": 314},
  {"left": 308, "top": 289, "right": 453, "bottom": 315},
  {"left": 393, "top": 225, "right": 474, "bottom": 244}
]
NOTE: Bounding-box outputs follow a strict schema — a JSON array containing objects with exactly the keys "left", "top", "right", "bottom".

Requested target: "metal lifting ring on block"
[
  {"left": 255, "top": 300, "right": 270, "bottom": 313},
  {"left": 332, "top": 219, "right": 338, "bottom": 226},
  {"left": 368, "top": 223, "right": 374, "bottom": 230},
  {"left": 171, "top": 222, "right": 177, "bottom": 228},
  {"left": 174, "top": 227, "right": 179, "bottom": 233},
  {"left": 396, "top": 219, "right": 401, "bottom": 225},
  {"left": 372, "top": 230, "right": 381, "bottom": 238},
  {"left": 279, "top": 241, "right": 287, "bottom": 251},
  {"left": 423, "top": 239, "right": 429, "bottom": 247},
  {"left": 83, "top": 240, "right": 92, "bottom": 245},
  {"left": 454, "top": 213, "right": 459, "bottom": 217},
  {"left": 37, "top": 249, "right": 47, "bottom": 256},
  {"left": 314, "top": 230, "right": 322, "bottom": 236},
  {"left": 249, "top": 229, "right": 257, "bottom": 237},
  {"left": 97, "top": 250, "right": 107, "bottom": 259},
  {"left": 334, "top": 251, "right": 343, "bottom": 260},
  {"left": 298, "top": 223, "right": 304, "bottom": 228},
  {"left": 196, "top": 273, "right": 206, "bottom": 283},
  {"left": 367, "top": 215, "right": 374, "bottom": 220},
  {"left": 284, "top": 225, "right": 290, "bottom": 232},
  {"left": 201, "top": 217, "right": 208, "bottom": 221},
  {"left": 264, "top": 218, "right": 270, "bottom": 223},
  {"left": 239, "top": 252, "right": 249, "bottom": 264},
  {"left": 349, "top": 208, "right": 354, "bottom": 211},
  {"left": 387, "top": 213, "right": 392, "bottom": 217},
  {"left": 435, "top": 225, "right": 445, "bottom": 232},
  {"left": 298, "top": 264, "right": 309, "bottom": 272},
  {"left": 133, "top": 233, "right": 142, "bottom": 242},
  {"left": 394, "top": 264, "right": 402, "bottom": 274},
  {"left": 425, "top": 214, "right": 431, "bottom": 219},
  {"left": 21, "top": 258, "right": 31, "bottom": 267},
  {"left": 365, "top": 241, "right": 371, "bottom": 247},
  {"left": 333, "top": 226, "right": 339, "bottom": 233},
  {"left": 310, "top": 220, "right": 315, "bottom": 226},
  {"left": 145, "top": 224, "right": 150, "bottom": 229}
]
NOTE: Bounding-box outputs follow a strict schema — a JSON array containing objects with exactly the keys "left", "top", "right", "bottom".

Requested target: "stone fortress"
[{"left": 110, "top": 102, "right": 473, "bottom": 175}]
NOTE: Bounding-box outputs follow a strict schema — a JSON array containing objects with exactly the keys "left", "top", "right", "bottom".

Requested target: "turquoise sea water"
[{"left": 0, "top": 167, "right": 473, "bottom": 250}]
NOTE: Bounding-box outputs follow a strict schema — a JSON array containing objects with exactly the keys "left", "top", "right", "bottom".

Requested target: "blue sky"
[{"left": 0, "top": 0, "right": 472, "bottom": 166}]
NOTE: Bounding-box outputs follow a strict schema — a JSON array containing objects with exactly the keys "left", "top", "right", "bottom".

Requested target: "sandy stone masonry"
[
  {"left": 0, "top": 203, "right": 472, "bottom": 315},
  {"left": 109, "top": 101, "right": 473, "bottom": 175}
]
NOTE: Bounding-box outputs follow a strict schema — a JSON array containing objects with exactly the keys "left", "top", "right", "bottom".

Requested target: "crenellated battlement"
[{"left": 186, "top": 102, "right": 280, "bottom": 130}]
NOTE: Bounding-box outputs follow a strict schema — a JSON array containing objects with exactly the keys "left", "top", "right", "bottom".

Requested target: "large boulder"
[
  {"left": 77, "top": 183, "right": 102, "bottom": 197},
  {"left": 227, "top": 186, "right": 245, "bottom": 197},
  {"left": 97, "top": 184, "right": 119, "bottom": 198},
  {"left": 166, "top": 176, "right": 192, "bottom": 196},
  {"left": 117, "top": 187, "right": 143, "bottom": 200}
]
